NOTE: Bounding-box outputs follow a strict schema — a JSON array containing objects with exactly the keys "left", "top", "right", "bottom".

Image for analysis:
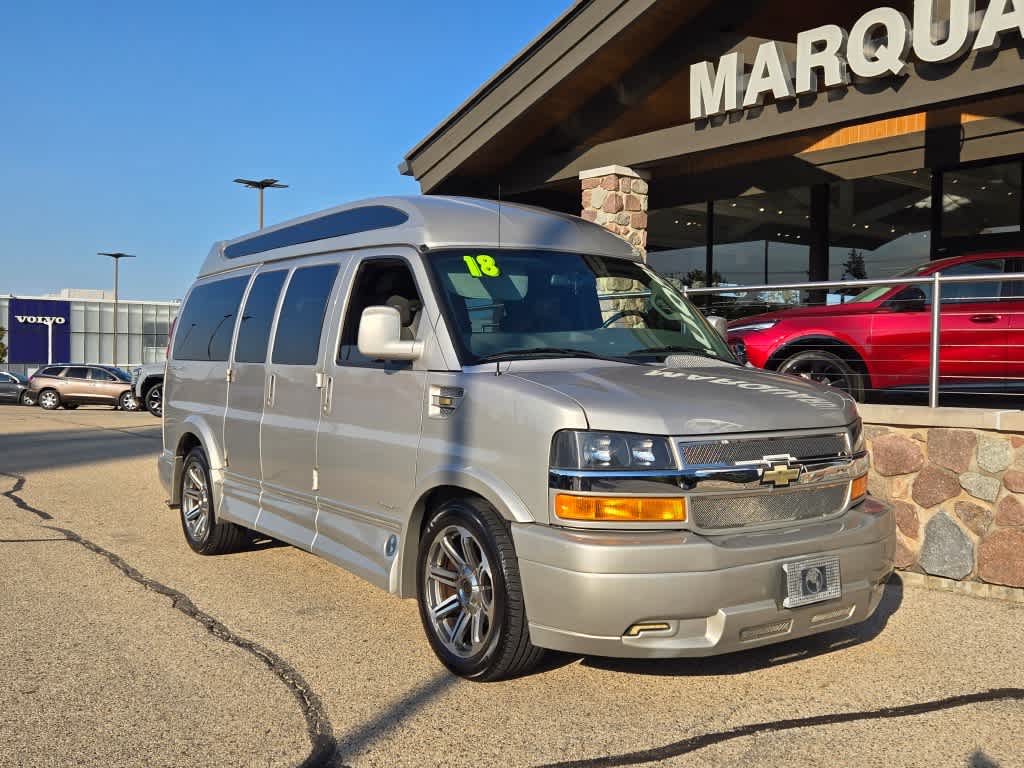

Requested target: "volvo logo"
[{"left": 15, "top": 315, "right": 66, "bottom": 325}]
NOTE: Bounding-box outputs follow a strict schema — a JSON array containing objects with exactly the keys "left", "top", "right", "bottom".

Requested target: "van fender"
[
  {"left": 172, "top": 414, "right": 227, "bottom": 514},
  {"left": 390, "top": 466, "right": 536, "bottom": 597},
  {"left": 409, "top": 466, "right": 536, "bottom": 524}
]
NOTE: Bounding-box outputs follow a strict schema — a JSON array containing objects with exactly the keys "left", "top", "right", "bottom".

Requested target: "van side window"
[
  {"left": 338, "top": 259, "right": 423, "bottom": 366},
  {"left": 172, "top": 276, "right": 249, "bottom": 361},
  {"left": 235, "top": 270, "right": 287, "bottom": 364},
  {"left": 271, "top": 264, "right": 340, "bottom": 365}
]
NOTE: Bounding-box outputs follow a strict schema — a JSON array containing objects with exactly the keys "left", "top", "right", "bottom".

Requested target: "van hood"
[{"left": 509, "top": 361, "right": 857, "bottom": 436}]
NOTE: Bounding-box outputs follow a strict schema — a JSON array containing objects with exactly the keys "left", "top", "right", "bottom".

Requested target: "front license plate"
[{"left": 782, "top": 556, "right": 841, "bottom": 608}]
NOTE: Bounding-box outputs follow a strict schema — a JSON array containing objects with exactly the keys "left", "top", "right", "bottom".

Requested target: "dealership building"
[
  {"left": 402, "top": 0, "right": 1024, "bottom": 289},
  {"left": 401, "top": 0, "right": 1024, "bottom": 590},
  {"left": 0, "top": 289, "right": 179, "bottom": 375}
]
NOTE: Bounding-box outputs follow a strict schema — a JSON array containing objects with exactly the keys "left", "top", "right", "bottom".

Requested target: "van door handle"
[
  {"left": 266, "top": 373, "right": 276, "bottom": 407},
  {"left": 970, "top": 314, "right": 1000, "bottom": 324},
  {"left": 322, "top": 376, "right": 334, "bottom": 415}
]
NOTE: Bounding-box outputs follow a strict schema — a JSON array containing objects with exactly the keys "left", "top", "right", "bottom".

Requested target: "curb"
[{"left": 897, "top": 570, "right": 1024, "bottom": 604}]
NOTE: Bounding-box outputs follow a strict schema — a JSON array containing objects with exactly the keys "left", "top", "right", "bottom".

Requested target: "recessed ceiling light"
[{"left": 759, "top": 207, "right": 765, "bottom": 212}]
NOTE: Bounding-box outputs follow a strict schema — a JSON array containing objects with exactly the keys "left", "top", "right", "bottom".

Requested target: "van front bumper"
[{"left": 512, "top": 498, "right": 895, "bottom": 658}]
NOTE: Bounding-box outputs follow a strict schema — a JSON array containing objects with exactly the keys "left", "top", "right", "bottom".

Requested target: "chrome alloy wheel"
[
  {"left": 146, "top": 384, "right": 162, "bottom": 417},
  {"left": 423, "top": 525, "right": 495, "bottom": 658},
  {"left": 38, "top": 390, "right": 59, "bottom": 409},
  {"left": 181, "top": 461, "right": 211, "bottom": 542}
]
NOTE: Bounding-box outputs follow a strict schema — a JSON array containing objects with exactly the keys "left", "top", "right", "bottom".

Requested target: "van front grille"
[
  {"left": 688, "top": 484, "right": 848, "bottom": 531},
  {"left": 680, "top": 434, "right": 847, "bottom": 466}
]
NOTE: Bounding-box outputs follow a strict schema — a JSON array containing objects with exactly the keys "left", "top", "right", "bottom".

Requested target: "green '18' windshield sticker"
[{"left": 463, "top": 254, "right": 501, "bottom": 278}]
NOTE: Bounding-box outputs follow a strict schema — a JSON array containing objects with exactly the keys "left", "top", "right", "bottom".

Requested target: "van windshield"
[{"left": 427, "top": 250, "right": 734, "bottom": 365}]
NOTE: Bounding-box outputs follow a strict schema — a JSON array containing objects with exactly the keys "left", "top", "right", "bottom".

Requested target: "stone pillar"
[{"left": 579, "top": 165, "right": 650, "bottom": 258}]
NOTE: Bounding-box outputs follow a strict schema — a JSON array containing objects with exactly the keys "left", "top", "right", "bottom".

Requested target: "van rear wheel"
[
  {"left": 179, "top": 447, "right": 245, "bottom": 555},
  {"left": 417, "top": 497, "right": 543, "bottom": 681}
]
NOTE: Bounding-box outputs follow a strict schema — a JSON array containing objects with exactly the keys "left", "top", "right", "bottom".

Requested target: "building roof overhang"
[{"left": 403, "top": 0, "right": 1024, "bottom": 206}]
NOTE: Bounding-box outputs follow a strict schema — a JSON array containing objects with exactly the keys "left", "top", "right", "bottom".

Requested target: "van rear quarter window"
[
  {"left": 235, "top": 270, "right": 288, "bottom": 363},
  {"left": 271, "top": 264, "right": 340, "bottom": 365},
  {"left": 172, "top": 276, "right": 249, "bottom": 361}
]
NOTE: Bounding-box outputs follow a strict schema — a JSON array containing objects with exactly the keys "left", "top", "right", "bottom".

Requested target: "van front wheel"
[
  {"left": 417, "top": 497, "right": 543, "bottom": 681},
  {"left": 179, "top": 447, "right": 244, "bottom": 555}
]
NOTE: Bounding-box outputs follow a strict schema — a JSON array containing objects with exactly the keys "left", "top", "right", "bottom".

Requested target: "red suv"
[{"left": 726, "top": 252, "right": 1024, "bottom": 401}]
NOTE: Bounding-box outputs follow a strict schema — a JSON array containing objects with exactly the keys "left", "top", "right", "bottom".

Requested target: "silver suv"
[{"left": 159, "top": 196, "right": 894, "bottom": 680}]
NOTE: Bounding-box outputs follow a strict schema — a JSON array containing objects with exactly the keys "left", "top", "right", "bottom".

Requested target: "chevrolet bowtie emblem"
[{"left": 761, "top": 464, "right": 802, "bottom": 488}]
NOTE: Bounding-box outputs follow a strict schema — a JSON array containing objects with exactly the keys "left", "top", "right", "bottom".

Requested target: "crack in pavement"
[
  {"left": 1, "top": 473, "right": 52, "bottom": 520},
  {"left": 2, "top": 471, "right": 342, "bottom": 768},
  {"left": 533, "top": 688, "right": 1024, "bottom": 768}
]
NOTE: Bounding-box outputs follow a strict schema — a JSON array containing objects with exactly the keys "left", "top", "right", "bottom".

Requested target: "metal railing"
[{"left": 672, "top": 271, "right": 1024, "bottom": 409}]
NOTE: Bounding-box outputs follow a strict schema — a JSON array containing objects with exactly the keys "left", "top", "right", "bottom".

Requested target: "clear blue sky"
[{"left": 0, "top": 0, "right": 564, "bottom": 301}]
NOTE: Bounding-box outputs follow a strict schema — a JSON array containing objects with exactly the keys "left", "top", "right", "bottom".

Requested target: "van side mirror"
[
  {"left": 358, "top": 306, "right": 424, "bottom": 361},
  {"left": 890, "top": 286, "right": 927, "bottom": 312},
  {"left": 706, "top": 315, "right": 728, "bottom": 338}
]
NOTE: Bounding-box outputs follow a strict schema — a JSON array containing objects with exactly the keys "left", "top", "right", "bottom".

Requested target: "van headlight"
[{"left": 551, "top": 430, "right": 675, "bottom": 470}]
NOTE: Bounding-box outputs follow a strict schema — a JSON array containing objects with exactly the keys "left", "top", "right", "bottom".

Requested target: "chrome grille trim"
[
  {"left": 688, "top": 484, "right": 849, "bottom": 531},
  {"left": 680, "top": 433, "right": 848, "bottom": 466}
]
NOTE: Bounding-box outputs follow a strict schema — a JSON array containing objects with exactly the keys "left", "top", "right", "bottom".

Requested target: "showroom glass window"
[{"left": 942, "top": 160, "right": 1022, "bottom": 241}]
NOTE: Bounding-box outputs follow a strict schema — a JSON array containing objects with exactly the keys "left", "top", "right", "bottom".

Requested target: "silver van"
[{"left": 159, "top": 196, "right": 894, "bottom": 680}]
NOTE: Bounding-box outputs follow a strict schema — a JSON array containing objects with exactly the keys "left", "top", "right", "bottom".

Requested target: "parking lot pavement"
[{"left": 1, "top": 406, "right": 1022, "bottom": 768}]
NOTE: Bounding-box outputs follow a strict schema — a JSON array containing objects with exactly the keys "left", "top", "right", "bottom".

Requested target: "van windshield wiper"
[
  {"left": 475, "top": 347, "right": 644, "bottom": 365},
  {"left": 627, "top": 345, "right": 734, "bottom": 363}
]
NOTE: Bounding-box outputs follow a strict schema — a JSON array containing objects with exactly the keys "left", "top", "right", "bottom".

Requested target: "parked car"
[
  {"left": 28, "top": 364, "right": 139, "bottom": 411},
  {"left": 0, "top": 371, "right": 33, "bottom": 405},
  {"left": 132, "top": 362, "right": 166, "bottom": 417},
  {"left": 727, "top": 252, "right": 1024, "bottom": 401},
  {"left": 160, "top": 196, "right": 893, "bottom": 681}
]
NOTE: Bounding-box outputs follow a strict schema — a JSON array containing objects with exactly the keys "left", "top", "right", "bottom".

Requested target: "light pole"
[
  {"left": 233, "top": 178, "right": 288, "bottom": 229},
  {"left": 98, "top": 252, "right": 136, "bottom": 367}
]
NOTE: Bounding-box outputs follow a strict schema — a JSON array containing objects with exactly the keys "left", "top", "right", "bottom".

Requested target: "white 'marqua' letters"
[
  {"left": 848, "top": 6, "right": 913, "bottom": 77},
  {"left": 689, "top": 51, "right": 744, "bottom": 119},
  {"left": 743, "top": 41, "right": 796, "bottom": 108},
  {"left": 913, "top": 0, "right": 976, "bottom": 62},
  {"left": 974, "top": 0, "right": 1024, "bottom": 51},
  {"left": 795, "top": 24, "right": 851, "bottom": 93}
]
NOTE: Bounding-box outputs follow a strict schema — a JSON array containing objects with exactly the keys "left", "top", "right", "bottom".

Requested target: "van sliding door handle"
[
  {"left": 969, "top": 314, "right": 1000, "bottom": 324},
  {"left": 322, "top": 376, "right": 334, "bottom": 414},
  {"left": 266, "top": 373, "right": 276, "bottom": 407}
]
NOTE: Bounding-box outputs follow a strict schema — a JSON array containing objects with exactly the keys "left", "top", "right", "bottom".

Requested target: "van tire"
[
  {"left": 38, "top": 389, "right": 61, "bottom": 410},
  {"left": 179, "top": 447, "right": 245, "bottom": 555},
  {"left": 417, "top": 497, "right": 544, "bottom": 681}
]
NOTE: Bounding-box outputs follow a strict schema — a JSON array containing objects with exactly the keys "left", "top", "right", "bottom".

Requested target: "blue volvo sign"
[{"left": 9, "top": 299, "right": 71, "bottom": 365}]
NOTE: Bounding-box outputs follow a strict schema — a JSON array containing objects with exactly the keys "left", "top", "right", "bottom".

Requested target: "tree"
[
  {"left": 684, "top": 268, "right": 724, "bottom": 288},
  {"left": 0, "top": 326, "right": 6, "bottom": 364},
  {"left": 841, "top": 249, "right": 867, "bottom": 281}
]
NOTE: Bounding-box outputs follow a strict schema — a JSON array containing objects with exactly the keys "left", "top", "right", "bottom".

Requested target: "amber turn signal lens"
[
  {"left": 851, "top": 474, "right": 868, "bottom": 500},
  {"left": 555, "top": 494, "right": 686, "bottom": 522}
]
